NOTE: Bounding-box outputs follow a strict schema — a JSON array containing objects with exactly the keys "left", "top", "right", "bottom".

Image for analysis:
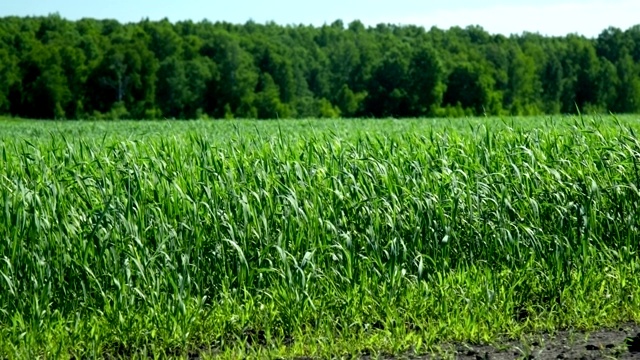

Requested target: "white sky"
[{"left": 1, "top": 0, "right": 638, "bottom": 37}]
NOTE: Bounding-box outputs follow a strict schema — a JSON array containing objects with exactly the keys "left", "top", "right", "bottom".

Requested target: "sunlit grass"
[{"left": 1, "top": 115, "right": 639, "bottom": 359}]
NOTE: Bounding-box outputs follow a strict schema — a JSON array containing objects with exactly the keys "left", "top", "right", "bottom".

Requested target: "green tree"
[
  {"left": 335, "top": 84, "right": 366, "bottom": 117},
  {"left": 408, "top": 44, "right": 445, "bottom": 115},
  {"left": 254, "top": 73, "right": 291, "bottom": 119},
  {"left": 2, "top": 16, "right": 640, "bottom": 119},
  {"left": 202, "top": 31, "right": 258, "bottom": 118},
  {"left": 142, "top": 18, "right": 183, "bottom": 61},
  {"left": 18, "top": 43, "right": 71, "bottom": 118},
  {"left": 596, "top": 27, "right": 630, "bottom": 63},
  {"left": 86, "top": 27, "right": 158, "bottom": 118},
  {"left": 614, "top": 54, "right": 640, "bottom": 113},
  {"left": 0, "top": 49, "right": 19, "bottom": 113},
  {"left": 443, "top": 62, "right": 496, "bottom": 115},
  {"left": 366, "top": 47, "right": 411, "bottom": 117},
  {"left": 540, "top": 54, "right": 563, "bottom": 113},
  {"left": 156, "top": 56, "right": 189, "bottom": 118},
  {"left": 561, "top": 36, "right": 600, "bottom": 112},
  {"left": 505, "top": 46, "right": 541, "bottom": 115},
  {"left": 596, "top": 59, "right": 619, "bottom": 111}
]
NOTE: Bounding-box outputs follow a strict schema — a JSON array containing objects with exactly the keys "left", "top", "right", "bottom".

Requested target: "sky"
[{"left": 1, "top": 0, "right": 639, "bottom": 38}]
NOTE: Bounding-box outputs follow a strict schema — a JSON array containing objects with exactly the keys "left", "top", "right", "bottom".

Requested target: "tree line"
[{"left": 1, "top": 14, "right": 640, "bottom": 120}]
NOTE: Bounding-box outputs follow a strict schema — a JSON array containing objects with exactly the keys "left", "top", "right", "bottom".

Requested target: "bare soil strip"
[
  {"left": 361, "top": 323, "right": 640, "bottom": 360},
  {"left": 192, "top": 324, "right": 640, "bottom": 359}
]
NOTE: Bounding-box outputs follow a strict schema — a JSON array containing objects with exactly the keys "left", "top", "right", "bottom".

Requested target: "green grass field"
[{"left": 1, "top": 115, "right": 640, "bottom": 359}]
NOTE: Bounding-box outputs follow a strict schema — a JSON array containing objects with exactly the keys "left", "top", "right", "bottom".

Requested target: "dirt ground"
[
  {"left": 195, "top": 323, "right": 640, "bottom": 359},
  {"left": 373, "top": 323, "right": 640, "bottom": 360}
]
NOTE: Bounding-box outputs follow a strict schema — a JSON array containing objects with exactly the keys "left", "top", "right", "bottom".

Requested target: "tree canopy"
[{"left": 1, "top": 15, "right": 639, "bottom": 119}]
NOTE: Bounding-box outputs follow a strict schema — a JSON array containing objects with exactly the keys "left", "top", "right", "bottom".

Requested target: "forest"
[{"left": 1, "top": 14, "right": 640, "bottom": 120}]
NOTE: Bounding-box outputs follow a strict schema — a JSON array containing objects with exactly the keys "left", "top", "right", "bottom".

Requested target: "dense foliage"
[
  {"left": 1, "top": 15, "right": 640, "bottom": 119},
  {"left": 1, "top": 117, "right": 640, "bottom": 358}
]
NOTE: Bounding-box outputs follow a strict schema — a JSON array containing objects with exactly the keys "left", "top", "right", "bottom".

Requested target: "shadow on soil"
[{"left": 361, "top": 323, "right": 640, "bottom": 360}]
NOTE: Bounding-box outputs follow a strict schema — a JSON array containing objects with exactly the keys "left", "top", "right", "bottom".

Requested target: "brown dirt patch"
[{"left": 370, "top": 323, "right": 640, "bottom": 360}]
